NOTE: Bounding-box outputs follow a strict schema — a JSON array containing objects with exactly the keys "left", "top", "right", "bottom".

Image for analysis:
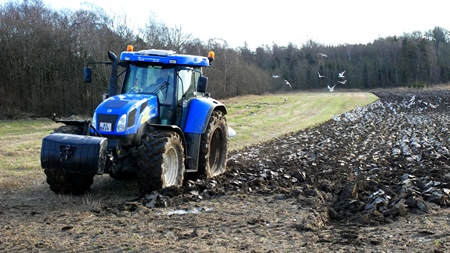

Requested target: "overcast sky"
[{"left": 11, "top": 0, "right": 450, "bottom": 49}]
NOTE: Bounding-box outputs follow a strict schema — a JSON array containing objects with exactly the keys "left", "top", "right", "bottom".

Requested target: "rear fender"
[
  {"left": 183, "top": 97, "right": 227, "bottom": 134},
  {"left": 182, "top": 98, "right": 227, "bottom": 172}
]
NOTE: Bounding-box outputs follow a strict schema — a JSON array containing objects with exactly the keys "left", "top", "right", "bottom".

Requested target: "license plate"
[{"left": 99, "top": 122, "right": 112, "bottom": 132}]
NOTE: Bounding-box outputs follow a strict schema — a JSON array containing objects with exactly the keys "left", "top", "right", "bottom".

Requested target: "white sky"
[{"left": 7, "top": 0, "right": 450, "bottom": 49}]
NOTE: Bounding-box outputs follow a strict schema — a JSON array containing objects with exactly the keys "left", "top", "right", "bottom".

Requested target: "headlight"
[{"left": 116, "top": 114, "right": 127, "bottom": 132}]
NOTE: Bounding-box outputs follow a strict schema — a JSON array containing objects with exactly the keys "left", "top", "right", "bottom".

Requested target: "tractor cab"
[
  {"left": 119, "top": 48, "right": 210, "bottom": 128},
  {"left": 121, "top": 63, "right": 204, "bottom": 127}
]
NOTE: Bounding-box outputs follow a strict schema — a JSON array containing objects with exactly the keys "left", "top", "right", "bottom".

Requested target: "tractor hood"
[
  {"left": 92, "top": 94, "right": 159, "bottom": 136},
  {"left": 98, "top": 94, "right": 157, "bottom": 111}
]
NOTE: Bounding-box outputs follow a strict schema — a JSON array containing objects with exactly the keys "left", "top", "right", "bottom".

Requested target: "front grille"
[{"left": 97, "top": 114, "right": 119, "bottom": 131}]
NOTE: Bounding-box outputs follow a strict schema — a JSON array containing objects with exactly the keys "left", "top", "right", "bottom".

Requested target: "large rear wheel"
[
  {"left": 44, "top": 125, "right": 95, "bottom": 195},
  {"left": 198, "top": 110, "right": 228, "bottom": 178},
  {"left": 137, "top": 129, "right": 185, "bottom": 194}
]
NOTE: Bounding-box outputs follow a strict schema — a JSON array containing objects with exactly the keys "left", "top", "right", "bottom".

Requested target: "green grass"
[
  {"left": 224, "top": 92, "right": 378, "bottom": 151},
  {"left": 0, "top": 119, "right": 62, "bottom": 189}
]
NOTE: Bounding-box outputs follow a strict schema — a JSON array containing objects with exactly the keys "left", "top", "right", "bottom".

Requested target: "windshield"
[{"left": 122, "top": 64, "right": 175, "bottom": 95}]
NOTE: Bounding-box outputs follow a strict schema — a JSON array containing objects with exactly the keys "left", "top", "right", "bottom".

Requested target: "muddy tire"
[
  {"left": 44, "top": 170, "right": 94, "bottom": 195},
  {"left": 137, "top": 129, "right": 185, "bottom": 194},
  {"left": 44, "top": 125, "right": 95, "bottom": 195},
  {"left": 198, "top": 110, "right": 228, "bottom": 178}
]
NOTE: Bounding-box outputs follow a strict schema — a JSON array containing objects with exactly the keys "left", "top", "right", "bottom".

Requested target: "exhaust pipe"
[{"left": 108, "top": 51, "right": 118, "bottom": 97}]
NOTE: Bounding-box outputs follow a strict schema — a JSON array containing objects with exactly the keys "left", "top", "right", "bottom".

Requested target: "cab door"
[{"left": 175, "top": 67, "right": 201, "bottom": 128}]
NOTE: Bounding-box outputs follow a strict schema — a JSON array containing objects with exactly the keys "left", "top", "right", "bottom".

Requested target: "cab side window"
[{"left": 177, "top": 67, "right": 201, "bottom": 101}]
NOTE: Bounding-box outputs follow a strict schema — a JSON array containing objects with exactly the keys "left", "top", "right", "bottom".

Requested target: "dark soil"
[{"left": 1, "top": 90, "right": 450, "bottom": 252}]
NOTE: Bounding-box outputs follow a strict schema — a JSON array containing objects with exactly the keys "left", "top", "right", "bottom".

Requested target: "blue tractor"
[{"left": 41, "top": 46, "right": 232, "bottom": 195}]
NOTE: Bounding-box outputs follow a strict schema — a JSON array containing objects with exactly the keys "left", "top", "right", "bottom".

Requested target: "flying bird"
[
  {"left": 284, "top": 79, "right": 291, "bottom": 88},
  {"left": 338, "top": 70, "right": 346, "bottom": 78},
  {"left": 272, "top": 74, "right": 279, "bottom": 78},
  {"left": 327, "top": 84, "right": 336, "bottom": 92},
  {"left": 318, "top": 53, "right": 327, "bottom": 57},
  {"left": 337, "top": 80, "right": 347, "bottom": 84},
  {"left": 318, "top": 71, "right": 326, "bottom": 78}
]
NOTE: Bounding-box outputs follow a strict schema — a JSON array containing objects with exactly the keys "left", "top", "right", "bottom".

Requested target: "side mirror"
[
  {"left": 84, "top": 67, "right": 92, "bottom": 83},
  {"left": 197, "top": 76, "right": 208, "bottom": 93}
]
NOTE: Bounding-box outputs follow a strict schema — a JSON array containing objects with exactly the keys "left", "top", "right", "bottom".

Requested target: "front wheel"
[
  {"left": 198, "top": 110, "right": 228, "bottom": 178},
  {"left": 137, "top": 129, "right": 185, "bottom": 194},
  {"left": 44, "top": 170, "right": 94, "bottom": 195}
]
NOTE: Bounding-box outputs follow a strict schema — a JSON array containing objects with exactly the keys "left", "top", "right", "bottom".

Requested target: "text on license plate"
[{"left": 99, "top": 122, "right": 112, "bottom": 132}]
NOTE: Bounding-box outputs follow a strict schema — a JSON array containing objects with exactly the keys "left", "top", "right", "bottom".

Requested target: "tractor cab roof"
[{"left": 120, "top": 47, "right": 212, "bottom": 67}]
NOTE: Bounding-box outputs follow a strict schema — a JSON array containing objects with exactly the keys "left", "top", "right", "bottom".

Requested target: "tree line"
[{"left": 1, "top": 0, "right": 449, "bottom": 119}]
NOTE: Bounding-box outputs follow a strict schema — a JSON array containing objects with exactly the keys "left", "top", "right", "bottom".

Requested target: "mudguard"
[
  {"left": 183, "top": 97, "right": 227, "bottom": 173},
  {"left": 183, "top": 97, "right": 227, "bottom": 134}
]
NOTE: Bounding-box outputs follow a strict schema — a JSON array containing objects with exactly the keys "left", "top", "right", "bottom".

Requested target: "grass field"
[
  {"left": 0, "top": 92, "right": 377, "bottom": 189},
  {"left": 225, "top": 92, "right": 378, "bottom": 150},
  {"left": 0, "top": 119, "right": 62, "bottom": 190}
]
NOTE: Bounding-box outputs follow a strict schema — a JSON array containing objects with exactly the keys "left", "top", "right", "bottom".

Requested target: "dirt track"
[{"left": 1, "top": 90, "right": 450, "bottom": 252}]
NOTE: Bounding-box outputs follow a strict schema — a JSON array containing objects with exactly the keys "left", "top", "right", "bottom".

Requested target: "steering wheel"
[{"left": 130, "top": 86, "right": 142, "bottom": 93}]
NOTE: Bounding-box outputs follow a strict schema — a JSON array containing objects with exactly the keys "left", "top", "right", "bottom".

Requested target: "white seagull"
[
  {"left": 318, "top": 53, "right": 327, "bottom": 58},
  {"left": 284, "top": 79, "right": 292, "bottom": 88},
  {"left": 228, "top": 127, "right": 236, "bottom": 138},
  {"left": 327, "top": 84, "right": 336, "bottom": 92},
  {"left": 318, "top": 71, "right": 326, "bottom": 78},
  {"left": 272, "top": 74, "right": 279, "bottom": 78},
  {"left": 338, "top": 70, "right": 346, "bottom": 78},
  {"left": 337, "top": 80, "right": 347, "bottom": 84}
]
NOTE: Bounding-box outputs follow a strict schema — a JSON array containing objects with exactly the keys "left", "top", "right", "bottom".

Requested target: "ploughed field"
[{"left": 2, "top": 90, "right": 450, "bottom": 252}]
